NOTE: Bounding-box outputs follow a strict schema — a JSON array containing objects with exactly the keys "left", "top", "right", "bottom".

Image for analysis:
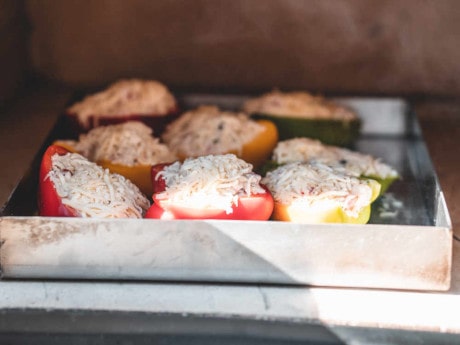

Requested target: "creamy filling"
[
  {"left": 156, "top": 154, "right": 265, "bottom": 214},
  {"left": 262, "top": 162, "right": 373, "bottom": 217},
  {"left": 64, "top": 121, "right": 177, "bottom": 166},
  {"left": 272, "top": 137, "right": 398, "bottom": 179},
  {"left": 162, "top": 105, "right": 264, "bottom": 157},
  {"left": 47, "top": 152, "right": 150, "bottom": 218},
  {"left": 243, "top": 90, "right": 357, "bottom": 120},
  {"left": 67, "top": 79, "right": 177, "bottom": 127}
]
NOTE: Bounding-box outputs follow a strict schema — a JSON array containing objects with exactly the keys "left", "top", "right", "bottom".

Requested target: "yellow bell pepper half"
[{"left": 272, "top": 179, "right": 381, "bottom": 224}]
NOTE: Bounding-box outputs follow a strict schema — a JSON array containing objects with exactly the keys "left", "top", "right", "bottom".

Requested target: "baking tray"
[{"left": 0, "top": 94, "right": 453, "bottom": 291}]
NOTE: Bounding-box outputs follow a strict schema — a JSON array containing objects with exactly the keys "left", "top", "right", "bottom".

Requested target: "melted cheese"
[
  {"left": 47, "top": 152, "right": 150, "bottom": 218},
  {"left": 162, "top": 106, "right": 264, "bottom": 157},
  {"left": 272, "top": 137, "right": 398, "bottom": 179},
  {"left": 67, "top": 79, "right": 177, "bottom": 128},
  {"left": 156, "top": 154, "right": 265, "bottom": 214},
  {"left": 262, "top": 162, "right": 373, "bottom": 217},
  {"left": 243, "top": 90, "right": 357, "bottom": 120},
  {"left": 65, "top": 121, "right": 177, "bottom": 166}
]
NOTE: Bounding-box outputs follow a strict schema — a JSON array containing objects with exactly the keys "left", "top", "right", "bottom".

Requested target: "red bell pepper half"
[
  {"left": 38, "top": 144, "right": 78, "bottom": 217},
  {"left": 145, "top": 163, "right": 274, "bottom": 220}
]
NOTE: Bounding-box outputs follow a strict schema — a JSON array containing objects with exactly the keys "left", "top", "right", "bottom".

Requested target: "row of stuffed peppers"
[{"left": 39, "top": 144, "right": 385, "bottom": 224}]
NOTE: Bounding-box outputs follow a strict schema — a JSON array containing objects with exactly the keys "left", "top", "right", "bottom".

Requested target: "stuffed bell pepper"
[
  {"left": 38, "top": 144, "right": 150, "bottom": 218},
  {"left": 271, "top": 137, "right": 399, "bottom": 194},
  {"left": 66, "top": 79, "right": 179, "bottom": 134},
  {"left": 243, "top": 90, "right": 360, "bottom": 146},
  {"left": 261, "top": 161, "right": 381, "bottom": 224},
  {"left": 55, "top": 121, "right": 177, "bottom": 196},
  {"left": 145, "top": 154, "right": 274, "bottom": 220},
  {"left": 161, "top": 105, "right": 278, "bottom": 169}
]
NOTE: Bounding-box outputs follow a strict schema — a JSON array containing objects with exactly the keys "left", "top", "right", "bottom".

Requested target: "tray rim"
[{"left": 0, "top": 215, "right": 453, "bottom": 291}]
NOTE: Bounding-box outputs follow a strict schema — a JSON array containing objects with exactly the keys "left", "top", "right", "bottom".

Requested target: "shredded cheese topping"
[
  {"left": 156, "top": 154, "right": 265, "bottom": 214},
  {"left": 63, "top": 121, "right": 177, "bottom": 166},
  {"left": 243, "top": 90, "right": 357, "bottom": 120},
  {"left": 162, "top": 106, "right": 264, "bottom": 157},
  {"left": 272, "top": 137, "right": 398, "bottom": 179},
  {"left": 262, "top": 162, "right": 373, "bottom": 217},
  {"left": 67, "top": 79, "right": 177, "bottom": 127},
  {"left": 47, "top": 152, "right": 150, "bottom": 218}
]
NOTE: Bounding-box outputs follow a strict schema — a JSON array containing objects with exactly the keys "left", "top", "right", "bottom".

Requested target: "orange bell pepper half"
[
  {"left": 98, "top": 161, "right": 153, "bottom": 196},
  {"left": 239, "top": 119, "right": 278, "bottom": 169}
]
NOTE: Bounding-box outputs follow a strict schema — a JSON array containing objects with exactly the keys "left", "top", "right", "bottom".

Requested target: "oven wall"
[
  {"left": 0, "top": 0, "right": 28, "bottom": 104},
  {"left": 26, "top": 0, "right": 460, "bottom": 96}
]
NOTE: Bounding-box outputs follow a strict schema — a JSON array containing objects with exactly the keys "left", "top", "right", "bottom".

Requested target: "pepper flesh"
[
  {"left": 363, "top": 175, "right": 399, "bottom": 195},
  {"left": 145, "top": 163, "right": 274, "bottom": 220},
  {"left": 271, "top": 179, "right": 381, "bottom": 224},
  {"left": 272, "top": 202, "right": 372, "bottom": 224},
  {"left": 98, "top": 161, "right": 153, "bottom": 196},
  {"left": 238, "top": 119, "right": 278, "bottom": 169},
  {"left": 251, "top": 113, "right": 361, "bottom": 147},
  {"left": 38, "top": 145, "right": 78, "bottom": 217}
]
